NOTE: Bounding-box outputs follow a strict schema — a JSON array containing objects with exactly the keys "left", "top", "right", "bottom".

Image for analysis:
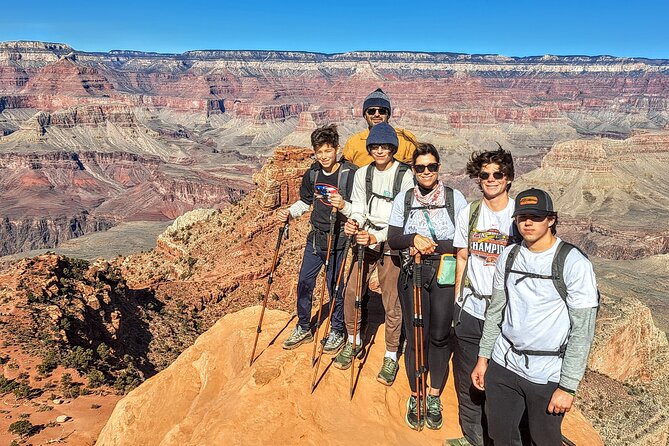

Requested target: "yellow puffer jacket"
[{"left": 342, "top": 127, "right": 417, "bottom": 167}]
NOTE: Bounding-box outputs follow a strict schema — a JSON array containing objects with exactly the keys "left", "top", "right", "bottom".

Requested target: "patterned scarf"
[{"left": 413, "top": 180, "right": 444, "bottom": 225}]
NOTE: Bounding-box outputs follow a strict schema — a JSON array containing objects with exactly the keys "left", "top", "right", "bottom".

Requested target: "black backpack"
[
  {"left": 364, "top": 161, "right": 412, "bottom": 214},
  {"left": 503, "top": 241, "right": 589, "bottom": 304},
  {"left": 307, "top": 160, "right": 356, "bottom": 201}
]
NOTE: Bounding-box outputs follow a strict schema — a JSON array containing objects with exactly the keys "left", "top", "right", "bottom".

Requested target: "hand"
[
  {"left": 413, "top": 234, "right": 438, "bottom": 255},
  {"left": 471, "top": 357, "right": 489, "bottom": 391},
  {"left": 547, "top": 388, "right": 574, "bottom": 414},
  {"left": 344, "top": 219, "right": 359, "bottom": 236},
  {"left": 355, "top": 230, "right": 377, "bottom": 247},
  {"left": 329, "top": 192, "right": 345, "bottom": 210},
  {"left": 409, "top": 247, "right": 418, "bottom": 256},
  {"left": 276, "top": 208, "right": 290, "bottom": 224}
]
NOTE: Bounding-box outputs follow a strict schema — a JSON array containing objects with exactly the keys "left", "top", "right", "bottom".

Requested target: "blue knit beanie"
[
  {"left": 362, "top": 88, "right": 392, "bottom": 117},
  {"left": 366, "top": 122, "right": 399, "bottom": 152}
]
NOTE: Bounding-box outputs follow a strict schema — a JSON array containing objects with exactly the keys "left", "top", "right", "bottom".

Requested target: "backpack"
[
  {"left": 459, "top": 199, "right": 520, "bottom": 298},
  {"left": 402, "top": 184, "right": 455, "bottom": 235},
  {"left": 500, "top": 241, "right": 598, "bottom": 367},
  {"left": 503, "top": 241, "right": 588, "bottom": 304},
  {"left": 364, "top": 161, "right": 412, "bottom": 214},
  {"left": 307, "top": 160, "right": 355, "bottom": 202}
]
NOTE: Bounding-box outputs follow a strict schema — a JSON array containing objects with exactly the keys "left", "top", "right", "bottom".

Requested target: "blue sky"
[{"left": 3, "top": 0, "right": 668, "bottom": 58}]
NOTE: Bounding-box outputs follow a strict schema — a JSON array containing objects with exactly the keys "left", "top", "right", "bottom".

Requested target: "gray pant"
[
  {"left": 453, "top": 305, "right": 489, "bottom": 446},
  {"left": 485, "top": 360, "right": 563, "bottom": 446}
]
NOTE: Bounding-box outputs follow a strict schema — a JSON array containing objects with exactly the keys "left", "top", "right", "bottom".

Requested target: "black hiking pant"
[
  {"left": 485, "top": 360, "right": 563, "bottom": 446},
  {"left": 398, "top": 258, "right": 454, "bottom": 393},
  {"left": 453, "top": 305, "right": 490, "bottom": 446}
]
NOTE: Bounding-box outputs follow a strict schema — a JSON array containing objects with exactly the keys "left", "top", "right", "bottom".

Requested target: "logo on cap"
[{"left": 519, "top": 196, "right": 539, "bottom": 206}]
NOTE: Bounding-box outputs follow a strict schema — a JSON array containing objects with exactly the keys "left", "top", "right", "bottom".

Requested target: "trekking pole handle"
[
  {"left": 277, "top": 221, "right": 289, "bottom": 248},
  {"left": 413, "top": 253, "right": 422, "bottom": 288}
]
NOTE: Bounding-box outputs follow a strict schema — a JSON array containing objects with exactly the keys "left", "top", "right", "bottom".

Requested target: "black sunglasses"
[
  {"left": 414, "top": 163, "right": 439, "bottom": 173},
  {"left": 365, "top": 107, "right": 389, "bottom": 116},
  {"left": 479, "top": 171, "right": 505, "bottom": 180}
]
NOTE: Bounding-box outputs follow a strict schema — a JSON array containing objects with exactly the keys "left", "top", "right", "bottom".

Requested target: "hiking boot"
[
  {"left": 323, "top": 330, "right": 346, "bottom": 355},
  {"left": 282, "top": 326, "right": 313, "bottom": 350},
  {"left": 376, "top": 357, "right": 399, "bottom": 386},
  {"left": 444, "top": 438, "right": 473, "bottom": 446},
  {"left": 405, "top": 395, "right": 424, "bottom": 430},
  {"left": 333, "top": 341, "right": 364, "bottom": 370},
  {"left": 426, "top": 394, "right": 443, "bottom": 430}
]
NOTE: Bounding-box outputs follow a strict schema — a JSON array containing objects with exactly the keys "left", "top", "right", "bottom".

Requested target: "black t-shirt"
[{"left": 299, "top": 161, "right": 356, "bottom": 249}]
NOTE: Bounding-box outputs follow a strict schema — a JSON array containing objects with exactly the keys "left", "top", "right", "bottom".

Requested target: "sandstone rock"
[
  {"left": 56, "top": 415, "right": 70, "bottom": 423},
  {"left": 97, "top": 307, "right": 602, "bottom": 446}
]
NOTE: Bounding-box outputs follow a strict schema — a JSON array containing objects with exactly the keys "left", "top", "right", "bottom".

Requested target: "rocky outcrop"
[{"left": 96, "top": 307, "right": 602, "bottom": 446}]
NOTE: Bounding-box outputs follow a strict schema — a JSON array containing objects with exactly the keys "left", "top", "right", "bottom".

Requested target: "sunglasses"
[
  {"left": 414, "top": 163, "right": 439, "bottom": 173},
  {"left": 365, "top": 107, "right": 389, "bottom": 116},
  {"left": 479, "top": 171, "right": 505, "bottom": 180}
]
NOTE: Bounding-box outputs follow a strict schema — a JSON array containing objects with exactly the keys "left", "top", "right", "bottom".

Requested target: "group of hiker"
[{"left": 273, "top": 88, "right": 599, "bottom": 446}]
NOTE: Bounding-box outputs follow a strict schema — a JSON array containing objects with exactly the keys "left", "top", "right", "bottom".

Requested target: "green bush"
[
  {"left": 62, "top": 346, "right": 93, "bottom": 372},
  {"left": 37, "top": 349, "right": 59, "bottom": 376},
  {"left": 8, "top": 419, "right": 33, "bottom": 436},
  {"left": 87, "top": 369, "right": 105, "bottom": 388}
]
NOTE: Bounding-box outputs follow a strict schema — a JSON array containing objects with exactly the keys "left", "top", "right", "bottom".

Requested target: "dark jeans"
[
  {"left": 486, "top": 360, "right": 563, "bottom": 446},
  {"left": 398, "top": 259, "right": 454, "bottom": 393},
  {"left": 453, "top": 305, "right": 489, "bottom": 446},
  {"left": 296, "top": 234, "right": 347, "bottom": 333}
]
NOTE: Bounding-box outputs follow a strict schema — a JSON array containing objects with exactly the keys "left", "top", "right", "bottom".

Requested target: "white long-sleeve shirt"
[{"left": 349, "top": 162, "right": 414, "bottom": 248}]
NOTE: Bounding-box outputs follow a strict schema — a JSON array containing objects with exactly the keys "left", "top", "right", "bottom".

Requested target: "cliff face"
[
  {"left": 116, "top": 147, "right": 667, "bottom": 445},
  {"left": 2, "top": 40, "right": 669, "bottom": 256},
  {"left": 1, "top": 146, "right": 667, "bottom": 444},
  {"left": 512, "top": 131, "right": 669, "bottom": 259}
]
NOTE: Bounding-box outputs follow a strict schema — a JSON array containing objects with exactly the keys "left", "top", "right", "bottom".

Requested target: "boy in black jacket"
[{"left": 277, "top": 124, "right": 357, "bottom": 353}]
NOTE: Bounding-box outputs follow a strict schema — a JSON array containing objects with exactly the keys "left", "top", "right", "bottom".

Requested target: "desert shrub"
[
  {"left": 87, "top": 369, "right": 105, "bottom": 388},
  {"left": 62, "top": 346, "right": 93, "bottom": 372},
  {"left": 114, "top": 364, "right": 141, "bottom": 393},
  {"left": 13, "top": 381, "right": 35, "bottom": 399},
  {"left": 0, "top": 376, "right": 18, "bottom": 395},
  {"left": 37, "top": 349, "right": 60, "bottom": 376},
  {"left": 96, "top": 343, "right": 110, "bottom": 363},
  {"left": 60, "top": 373, "right": 82, "bottom": 399},
  {"left": 8, "top": 420, "right": 33, "bottom": 436}
]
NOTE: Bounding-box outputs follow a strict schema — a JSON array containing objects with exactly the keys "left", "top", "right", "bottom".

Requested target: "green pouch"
[{"left": 437, "top": 254, "right": 456, "bottom": 285}]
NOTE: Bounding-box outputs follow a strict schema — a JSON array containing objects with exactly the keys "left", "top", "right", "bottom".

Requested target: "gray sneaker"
[
  {"left": 333, "top": 341, "right": 364, "bottom": 370},
  {"left": 282, "top": 326, "right": 313, "bottom": 350},
  {"left": 323, "top": 330, "right": 346, "bottom": 355},
  {"left": 376, "top": 357, "right": 399, "bottom": 386},
  {"left": 426, "top": 394, "right": 443, "bottom": 430},
  {"left": 405, "top": 395, "right": 424, "bottom": 430}
]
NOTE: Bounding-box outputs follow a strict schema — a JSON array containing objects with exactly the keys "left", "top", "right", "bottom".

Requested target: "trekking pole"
[
  {"left": 311, "top": 235, "right": 352, "bottom": 393},
  {"left": 310, "top": 207, "right": 338, "bottom": 366},
  {"left": 413, "top": 252, "right": 425, "bottom": 430},
  {"left": 350, "top": 240, "right": 365, "bottom": 400},
  {"left": 249, "top": 220, "right": 289, "bottom": 366},
  {"left": 561, "top": 435, "right": 577, "bottom": 446}
]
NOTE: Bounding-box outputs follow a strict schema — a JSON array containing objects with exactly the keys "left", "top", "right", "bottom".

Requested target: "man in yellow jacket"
[{"left": 342, "top": 88, "right": 417, "bottom": 167}]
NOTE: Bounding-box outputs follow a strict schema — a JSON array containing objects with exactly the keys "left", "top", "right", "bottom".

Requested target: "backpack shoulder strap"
[
  {"left": 468, "top": 200, "right": 482, "bottom": 242},
  {"left": 365, "top": 162, "right": 375, "bottom": 204},
  {"left": 402, "top": 188, "right": 414, "bottom": 230},
  {"left": 504, "top": 244, "right": 522, "bottom": 295},
  {"left": 552, "top": 241, "right": 584, "bottom": 303},
  {"left": 443, "top": 184, "right": 455, "bottom": 227},
  {"left": 392, "top": 162, "right": 411, "bottom": 198}
]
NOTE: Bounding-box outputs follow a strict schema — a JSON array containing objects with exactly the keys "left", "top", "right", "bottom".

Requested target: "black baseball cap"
[{"left": 512, "top": 188, "right": 556, "bottom": 217}]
